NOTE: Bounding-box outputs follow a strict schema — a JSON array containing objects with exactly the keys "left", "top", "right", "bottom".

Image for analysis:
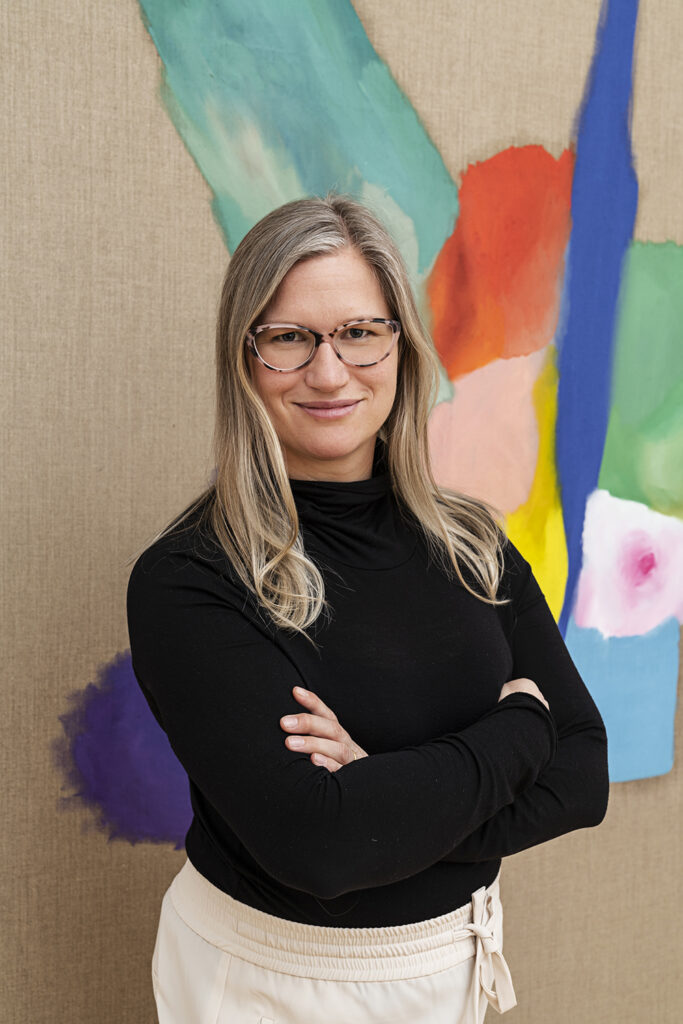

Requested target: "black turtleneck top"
[{"left": 126, "top": 444, "right": 609, "bottom": 926}]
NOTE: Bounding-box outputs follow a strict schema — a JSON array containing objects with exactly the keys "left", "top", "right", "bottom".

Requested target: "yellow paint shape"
[{"left": 505, "top": 345, "right": 568, "bottom": 618}]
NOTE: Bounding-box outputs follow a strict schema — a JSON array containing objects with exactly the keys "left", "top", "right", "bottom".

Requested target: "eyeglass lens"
[{"left": 253, "top": 321, "right": 395, "bottom": 369}]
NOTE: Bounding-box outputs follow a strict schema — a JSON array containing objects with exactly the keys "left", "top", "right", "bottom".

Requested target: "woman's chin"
[{"left": 284, "top": 436, "right": 377, "bottom": 477}]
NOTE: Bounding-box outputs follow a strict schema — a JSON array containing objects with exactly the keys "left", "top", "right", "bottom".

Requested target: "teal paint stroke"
[
  {"left": 566, "top": 615, "right": 679, "bottom": 781},
  {"left": 137, "top": 0, "right": 459, "bottom": 285}
]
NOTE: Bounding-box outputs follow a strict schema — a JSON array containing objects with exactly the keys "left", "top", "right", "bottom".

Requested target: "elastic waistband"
[{"left": 168, "top": 859, "right": 507, "bottom": 985}]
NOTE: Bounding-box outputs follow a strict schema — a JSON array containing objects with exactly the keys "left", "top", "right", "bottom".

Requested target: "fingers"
[
  {"left": 283, "top": 687, "right": 362, "bottom": 771},
  {"left": 283, "top": 731, "right": 351, "bottom": 764},
  {"left": 311, "top": 752, "right": 342, "bottom": 772},
  {"left": 280, "top": 712, "right": 342, "bottom": 743},
  {"left": 291, "top": 686, "right": 338, "bottom": 721}
]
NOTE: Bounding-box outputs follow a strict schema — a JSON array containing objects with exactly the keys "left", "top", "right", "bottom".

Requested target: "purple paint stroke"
[{"left": 55, "top": 651, "right": 191, "bottom": 847}]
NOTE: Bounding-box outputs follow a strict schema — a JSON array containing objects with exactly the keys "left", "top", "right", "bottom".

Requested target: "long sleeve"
[
  {"left": 126, "top": 541, "right": 558, "bottom": 901},
  {"left": 440, "top": 541, "right": 609, "bottom": 864}
]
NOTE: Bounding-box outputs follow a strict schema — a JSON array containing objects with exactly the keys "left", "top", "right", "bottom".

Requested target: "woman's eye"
[
  {"left": 344, "top": 327, "right": 370, "bottom": 340},
  {"left": 273, "top": 331, "right": 303, "bottom": 343}
]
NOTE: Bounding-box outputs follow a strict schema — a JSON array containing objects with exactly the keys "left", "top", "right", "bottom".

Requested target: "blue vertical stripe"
[{"left": 556, "top": 0, "right": 640, "bottom": 632}]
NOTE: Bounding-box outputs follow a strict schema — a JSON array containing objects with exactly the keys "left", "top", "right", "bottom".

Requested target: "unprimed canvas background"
[{"left": 3, "top": 1, "right": 682, "bottom": 1021}]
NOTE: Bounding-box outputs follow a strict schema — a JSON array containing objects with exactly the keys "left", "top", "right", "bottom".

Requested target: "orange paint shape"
[{"left": 427, "top": 145, "right": 574, "bottom": 379}]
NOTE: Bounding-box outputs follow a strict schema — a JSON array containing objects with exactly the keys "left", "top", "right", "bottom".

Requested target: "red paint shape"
[{"left": 427, "top": 145, "right": 574, "bottom": 379}]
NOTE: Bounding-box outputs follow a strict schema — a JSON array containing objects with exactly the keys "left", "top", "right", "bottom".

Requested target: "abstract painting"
[{"left": 57, "top": 0, "right": 681, "bottom": 847}]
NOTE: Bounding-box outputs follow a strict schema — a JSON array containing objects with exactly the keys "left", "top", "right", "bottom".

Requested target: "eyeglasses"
[{"left": 246, "top": 318, "right": 401, "bottom": 372}]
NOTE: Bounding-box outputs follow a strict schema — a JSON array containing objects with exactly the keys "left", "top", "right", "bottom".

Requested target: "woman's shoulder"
[
  {"left": 496, "top": 535, "right": 547, "bottom": 615},
  {"left": 127, "top": 492, "right": 245, "bottom": 601},
  {"left": 498, "top": 535, "right": 529, "bottom": 586}
]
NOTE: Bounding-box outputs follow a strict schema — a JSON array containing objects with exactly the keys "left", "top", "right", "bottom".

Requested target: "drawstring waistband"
[{"left": 169, "top": 859, "right": 517, "bottom": 1015}]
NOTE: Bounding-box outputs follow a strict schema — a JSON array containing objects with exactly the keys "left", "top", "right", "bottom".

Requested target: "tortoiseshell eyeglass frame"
[{"left": 245, "top": 317, "right": 401, "bottom": 372}]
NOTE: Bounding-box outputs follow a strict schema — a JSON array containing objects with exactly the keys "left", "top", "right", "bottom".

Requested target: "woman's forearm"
[{"left": 439, "top": 722, "right": 609, "bottom": 862}]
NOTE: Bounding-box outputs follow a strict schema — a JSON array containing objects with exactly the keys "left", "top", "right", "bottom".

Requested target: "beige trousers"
[{"left": 152, "top": 859, "right": 517, "bottom": 1023}]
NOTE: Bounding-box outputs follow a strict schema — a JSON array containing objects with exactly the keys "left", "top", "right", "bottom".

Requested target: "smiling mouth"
[
  {"left": 296, "top": 400, "right": 361, "bottom": 419},
  {"left": 297, "top": 400, "right": 361, "bottom": 408}
]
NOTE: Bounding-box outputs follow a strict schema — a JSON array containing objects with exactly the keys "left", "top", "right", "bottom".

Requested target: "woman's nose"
[{"left": 303, "top": 339, "right": 350, "bottom": 389}]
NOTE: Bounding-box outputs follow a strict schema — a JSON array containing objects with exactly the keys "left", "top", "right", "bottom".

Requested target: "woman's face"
[{"left": 248, "top": 247, "right": 399, "bottom": 481}]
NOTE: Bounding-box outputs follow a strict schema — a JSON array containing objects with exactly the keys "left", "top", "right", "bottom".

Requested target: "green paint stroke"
[
  {"left": 599, "top": 241, "right": 683, "bottom": 517},
  {"left": 137, "top": 0, "right": 459, "bottom": 282}
]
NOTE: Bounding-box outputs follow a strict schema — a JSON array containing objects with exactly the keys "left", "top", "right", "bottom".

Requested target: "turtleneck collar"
[{"left": 289, "top": 440, "right": 417, "bottom": 569}]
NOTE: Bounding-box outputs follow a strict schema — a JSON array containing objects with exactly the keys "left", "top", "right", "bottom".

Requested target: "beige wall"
[{"left": 3, "top": 1, "right": 681, "bottom": 1020}]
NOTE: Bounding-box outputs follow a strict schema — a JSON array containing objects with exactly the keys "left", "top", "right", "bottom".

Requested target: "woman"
[{"left": 126, "top": 194, "right": 609, "bottom": 1023}]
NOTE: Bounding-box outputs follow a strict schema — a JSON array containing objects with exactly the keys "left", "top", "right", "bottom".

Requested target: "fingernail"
[
  {"left": 282, "top": 716, "right": 298, "bottom": 727},
  {"left": 294, "top": 687, "right": 308, "bottom": 696},
  {"left": 287, "top": 736, "right": 304, "bottom": 747}
]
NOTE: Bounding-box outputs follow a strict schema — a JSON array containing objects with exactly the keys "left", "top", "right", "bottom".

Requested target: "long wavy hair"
[{"left": 131, "top": 194, "right": 510, "bottom": 639}]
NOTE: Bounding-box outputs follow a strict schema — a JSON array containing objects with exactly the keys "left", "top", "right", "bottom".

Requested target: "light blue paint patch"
[
  {"left": 137, "top": 0, "right": 459, "bottom": 277},
  {"left": 555, "top": 0, "right": 640, "bottom": 633},
  {"left": 565, "top": 616, "right": 679, "bottom": 782}
]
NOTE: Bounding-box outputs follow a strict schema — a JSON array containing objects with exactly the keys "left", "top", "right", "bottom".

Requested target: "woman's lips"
[{"left": 295, "top": 400, "right": 361, "bottom": 419}]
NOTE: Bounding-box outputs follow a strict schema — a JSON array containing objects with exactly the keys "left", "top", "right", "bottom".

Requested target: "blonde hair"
[{"left": 131, "top": 194, "right": 510, "bottom": 639}]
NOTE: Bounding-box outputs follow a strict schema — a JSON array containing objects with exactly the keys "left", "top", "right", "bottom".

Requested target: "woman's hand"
[
  {"left": 498, "top": 677, "right": 550, "bottom": 712},
  {"left": 280, "top": 686, "right": 368, "bottom": 772}
]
